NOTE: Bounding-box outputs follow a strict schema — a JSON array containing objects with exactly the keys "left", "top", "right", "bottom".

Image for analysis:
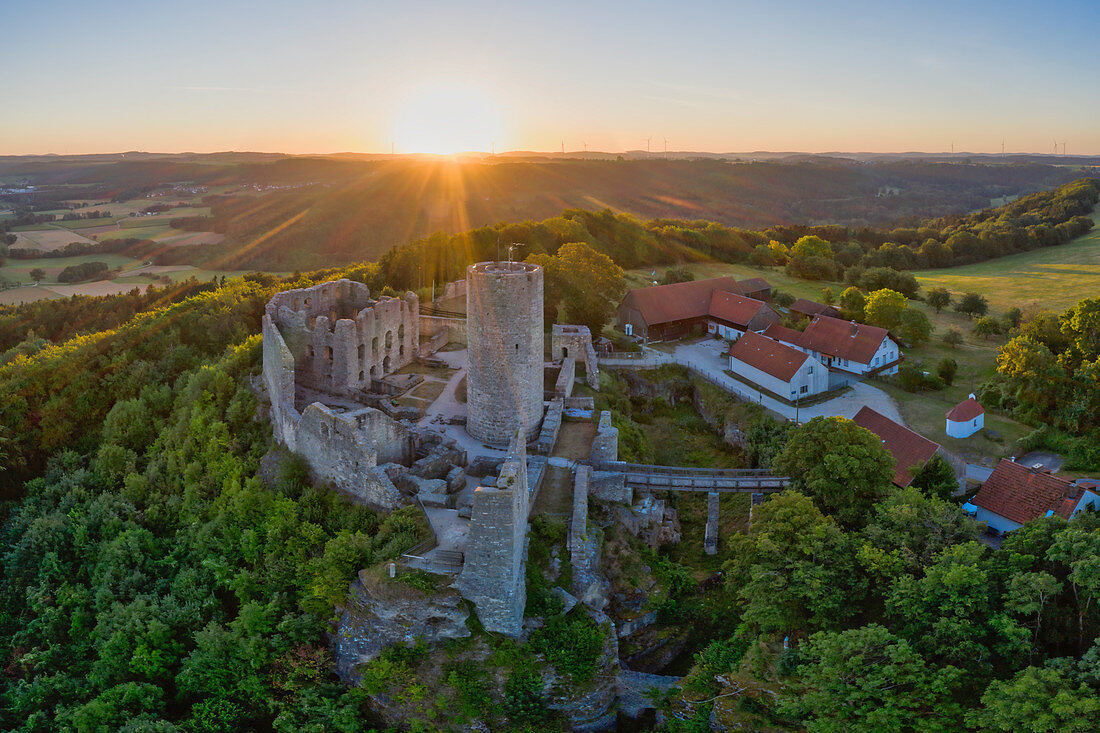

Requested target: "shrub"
[
  {"left": 529, "top": 612, "right": 606, "bottom": 681},
  {"left": 503, "top": 669, "right": 548, "bottom": 722},
  {"left": 935, "top": 357, "right": 958, "bottom": 386},
  {"left": 943, "top": 329, "right": 963, "bottom": 348}
]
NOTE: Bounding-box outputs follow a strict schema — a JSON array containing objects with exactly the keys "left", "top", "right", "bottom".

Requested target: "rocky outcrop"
[
  {"left": 331, "top": 569, "right": 470, "bottom": 683},
  {"left": 544, "top": 605, "right": 621, "bottom": 732}
]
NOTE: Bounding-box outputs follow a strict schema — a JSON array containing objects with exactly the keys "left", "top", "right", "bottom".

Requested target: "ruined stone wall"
[
  {"left": 536, "top": 397, "right": 564, "bottom": 455},
  {"left": 552, "top": 324, "right": 599, "bottom": 389},
  {"left": 262, "top": 314, "right": 301, "bottom": 449},
  {"left": 590, "top": 410, "right": 619, "bottom": 464},
  {"left": 265, "top": 279, "right": 418, "bottom": 397},
  {"left": 455, "top": 431, "right": 529, "bottom": 636},
  {"left": 554, "top": 357, "right": 576, "bottom": 398},
  {"left": 294, "top": 403, "right": 410, "bottom": 508},
  {"left": 466, "top": 262, "right": 544, "bottom": 446}
]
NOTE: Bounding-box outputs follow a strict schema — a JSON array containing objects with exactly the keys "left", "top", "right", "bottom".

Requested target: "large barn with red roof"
[{"left": 616, "top": 276, "right": 775, "bottom": 341}]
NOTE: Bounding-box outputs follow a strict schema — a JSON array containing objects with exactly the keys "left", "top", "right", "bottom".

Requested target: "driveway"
[{"left": 602, "top": 338, "right": 907, "bottom": 426}]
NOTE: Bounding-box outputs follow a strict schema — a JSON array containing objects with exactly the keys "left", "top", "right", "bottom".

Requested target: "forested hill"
[{"left": 3, "top": 154, "right": 1091, "bottom": 269}]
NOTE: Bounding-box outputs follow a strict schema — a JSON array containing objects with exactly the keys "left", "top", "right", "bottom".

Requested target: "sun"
[{"left": 391, "top": 82, "right": 509, "bottom": 155}]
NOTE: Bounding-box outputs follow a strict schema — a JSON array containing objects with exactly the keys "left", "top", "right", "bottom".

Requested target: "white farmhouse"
[
  {"left": 946, "top": 395, "right": 984, "bottom": 438},
  {"left": 728, "top": 331, "right": 829, "bottom": 400},
  {"left": 764, "top": 315, "right": 900, "bottom": 385}
]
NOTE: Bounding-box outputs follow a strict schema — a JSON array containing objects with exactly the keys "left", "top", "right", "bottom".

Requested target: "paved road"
[{"left": 601, "top": 338, "right": 906, "bottom": 425}]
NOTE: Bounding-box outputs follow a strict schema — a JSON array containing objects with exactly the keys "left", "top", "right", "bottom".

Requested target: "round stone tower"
[{"left": 466, "top": 261, "right": 544, "bottom": 446}]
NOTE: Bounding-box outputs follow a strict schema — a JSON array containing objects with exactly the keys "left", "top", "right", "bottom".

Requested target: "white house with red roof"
[
  {"left": 946, "top": 394, "right": 984, "bottom": 438},
  {"left": 727, "top": 331, "right": 829, "bottom": 400},
  {"left": 964, "top": 459, "right": 1100, "bottom": 534},
  {"left": 764, "top": 314, "right": 900, "bottom": 385}
]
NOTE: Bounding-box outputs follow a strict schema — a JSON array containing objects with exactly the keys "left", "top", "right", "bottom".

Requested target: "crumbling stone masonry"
[
  {"left": 261, "top": 280, "right": 421, "bottom": 506},
  {"left": 455, "top": 430, "right": 530, "bottom": 636},
  {"left": 295, "top": 404, "right": 412, "bottom": 509},
  {"left": 466, "top": 261, "right": 544, "bottom": 446},
  {"left": 552, "top": 324, "right": 599, "bottom": 389},
  {"left": 590, "top": 410, "right": 619, "bottom": 464},
  {"left": 263, "top": 279, "right": 418, "bottom": 406}
]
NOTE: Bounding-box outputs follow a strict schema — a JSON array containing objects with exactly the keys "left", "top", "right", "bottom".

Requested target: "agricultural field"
[
  {"left": 12, "top": 227, "right": 97, "bottom": 251},
  {"left": 913, "top": 211, "right": 1100, "bottom": 312}
]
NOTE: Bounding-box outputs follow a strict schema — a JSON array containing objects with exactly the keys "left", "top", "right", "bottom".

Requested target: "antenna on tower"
[
  {"left": 583, "top": 142, "right": 587, "bottom": 154},
  {"left": 561, "top": 140, "right": 564, "bottom": 155},
  {"left": 950, "top": 142, "right": 954, "bottom": 155},
  {"left": 1001, "top": 140, "right": 1005, "bottom": 157},
  {"left": 663, "top": 137, "right": 668, "bottom": 159}
]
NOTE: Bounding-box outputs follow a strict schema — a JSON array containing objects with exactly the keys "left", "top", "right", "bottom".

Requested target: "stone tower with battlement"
[{"left": 465, "top": 261, "right": 544, "bottom": 446}]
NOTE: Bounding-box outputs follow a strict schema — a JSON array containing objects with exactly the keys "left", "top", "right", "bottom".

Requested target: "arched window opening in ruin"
[
  {"left": 370, "top": 365, "right": 379, "bottom": 379},
  {"left": 357, "top": 344, "right": 365, "bottom": 362},
  {"left": 399, "top": 344, "right": 404, "bottom": 358},
  {"left": 398, "top": 323, "right": 405, "bottom": 340},
  {"left": 305, "top": 297, "right": 311, "bottom": 306},
  {"left": 359, "top": 370, "right": 365, "bottom": 382},
  {"left": 383, "top": 355, "right": 391, "bottom": 373},
  {"left": 563, "top": 346, "right": 569, "bottom": 358},
  {"left": 385, "top": 330, "right": 393, "bottom": 349},
  {"left": 372, "top": 336, "right": 379, "bottom": 357},
  {"left": 325, "top": 346, "right": 333, "bottom": 360}
]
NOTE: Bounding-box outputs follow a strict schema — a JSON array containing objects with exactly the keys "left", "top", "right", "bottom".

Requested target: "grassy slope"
[{"left": 912, "top": 211, "right": 1100, "bottom": 312}]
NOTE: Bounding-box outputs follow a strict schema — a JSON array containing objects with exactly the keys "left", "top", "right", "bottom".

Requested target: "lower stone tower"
[{"left": 465, "top": 261, "right": 544, "bottom": 446}]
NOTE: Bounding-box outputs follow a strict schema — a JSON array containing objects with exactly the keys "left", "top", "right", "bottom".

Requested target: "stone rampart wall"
[
  {"left": 419, "top": 315, "right": 467, "bottom": 346},
  {"left": 536, "top": 397, "right": 564, "bottom": 455},
  {"left": 262, "top": 314, "right": 300, "bottom": 448}
]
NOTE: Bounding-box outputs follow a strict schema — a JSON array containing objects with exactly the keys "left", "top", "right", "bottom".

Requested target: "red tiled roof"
[
  {"left": 790, "top": 298, "right": 840, "bottom": 318},
  {"left": 852, "top": 406, "right": 940, "bottom": 487},
  {"left": 800, "top": 315, "right": 890, "bottom": 364},
  {"left": 947, "top": 398, "right": 984, "bottom": 422},
  {"left": 728, "top": 331, "right": 810, "bottom": 382},
  {"left": 620, "top": 276, "right": 745, "bottom": 326},
  {"left": 971, "top": 459, "right": 1081, "bottom": 525},
  {"left": 737, "top": 277, "right": 771, "bottom": 295},
  {"left": 762, "top": 322, "right": 806, "bottom": 345},
  {"left": 707, "top": 291, "right": 768, "bottom": 328}
]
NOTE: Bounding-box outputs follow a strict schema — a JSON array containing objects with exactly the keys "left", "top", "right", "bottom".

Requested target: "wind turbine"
[
  {"left": 645, "top": 137, "right": 651, "bottom": 158},
  {"left": 491, "top": 141, "right": 495, "bottom": 156},
  {"left": 1062, "top": 142, "right": 1067, "bottom": 156},
  {"left": 663, "top": 137, "right": 668, "bottom": 159}
]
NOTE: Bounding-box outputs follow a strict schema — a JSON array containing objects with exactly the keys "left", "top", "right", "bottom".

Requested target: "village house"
[
  {"left": 946, "top": 395, "right": 985, "bottom": 438},
  {"left": 616, "top": 276, "right": 774, "bottom": 341},
  {"left": 727, "top": 331, "right": 829, "bottom": 400},
  {"left": 852, "top": 406, "right": 965, "bottom": 489},
  {"left": 965, "top": 459, "right": 1100, "bottom": 535},
  {"left": 764, "top": 314, "right": 901, "bottom": 386}
]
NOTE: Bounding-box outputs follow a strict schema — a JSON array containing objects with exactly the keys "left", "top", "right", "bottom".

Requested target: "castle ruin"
[{"left": 262, "top": 279, "right": 422, "bottom": 507}]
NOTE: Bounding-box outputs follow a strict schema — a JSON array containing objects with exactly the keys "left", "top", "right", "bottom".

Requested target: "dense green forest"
[{"left": 0, "top": 270, "right": 428, "bottom": 731}]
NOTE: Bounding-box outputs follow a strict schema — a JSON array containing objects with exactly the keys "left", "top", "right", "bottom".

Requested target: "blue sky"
[{"left": 2, "top": 0, "right": 1097, "bottom": 154}]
